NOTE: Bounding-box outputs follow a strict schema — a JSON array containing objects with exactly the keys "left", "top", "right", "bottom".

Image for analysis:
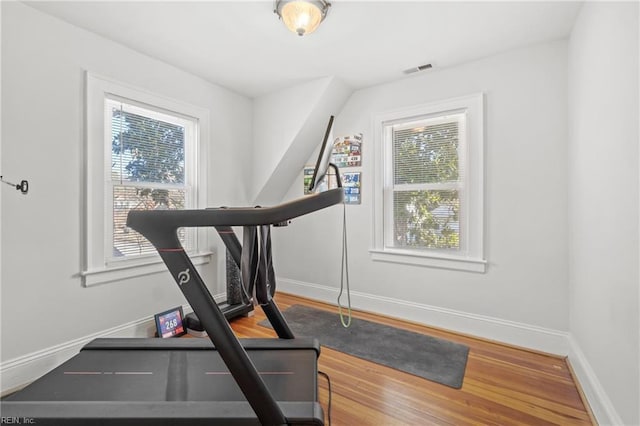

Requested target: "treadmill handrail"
[{"left": 127, "top": 188, "right": 344, "bottom": 242}]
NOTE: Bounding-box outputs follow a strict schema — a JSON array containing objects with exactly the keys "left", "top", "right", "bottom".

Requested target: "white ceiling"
[{"left": 25, "top": 1, "right": 582, "bottom": 98}]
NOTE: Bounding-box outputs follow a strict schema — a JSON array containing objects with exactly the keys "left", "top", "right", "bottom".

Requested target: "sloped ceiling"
[{"left": 252, "top": 77, "right": 352, "bottom": 205}]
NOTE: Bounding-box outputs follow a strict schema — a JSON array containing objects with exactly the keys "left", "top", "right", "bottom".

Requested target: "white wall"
[
  {"left": 273, "top": 40, "right": 570, "bottom": 352},
  {"left": 0, "top": 1, "right": 252, "bottom": 387},
  {"left": 568, "top": 2, "right": 639, "bottom": 425}
]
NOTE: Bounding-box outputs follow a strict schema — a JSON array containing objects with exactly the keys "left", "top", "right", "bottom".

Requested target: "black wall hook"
[{"left": 1, "top": 176, "right": 29, "bottom": 194}]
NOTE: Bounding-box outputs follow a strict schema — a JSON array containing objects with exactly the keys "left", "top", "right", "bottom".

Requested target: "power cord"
[
  {"left": 337, "top": 201, "right": 352, "bottom": 328},
  {"left": 318, "top": 370, "right": 332, "bottom": 426}
]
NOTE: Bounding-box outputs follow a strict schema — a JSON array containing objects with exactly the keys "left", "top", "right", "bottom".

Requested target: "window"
[
  {"left": 108, "top": 99, "right": 194, "bottom": 259},
  {"left": 83, "top": 73, "right": 210, "bottom": 286},
  {"left": 372, "top": 94, "right": 486, "bottom": 272}
]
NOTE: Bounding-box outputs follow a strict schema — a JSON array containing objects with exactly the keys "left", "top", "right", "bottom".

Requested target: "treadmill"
[{"left": 1, "top": 117, "right": 342, "bottom": 425}]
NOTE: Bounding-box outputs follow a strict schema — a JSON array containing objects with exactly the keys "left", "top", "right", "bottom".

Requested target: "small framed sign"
[
  {"left": 343, "top": 171, "right": 361, "bottom": 204},
  {"left": 154, "top": 306, "right": 186, "bottom": 338}
]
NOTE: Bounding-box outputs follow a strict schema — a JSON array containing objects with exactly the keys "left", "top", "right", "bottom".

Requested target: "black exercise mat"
[{"left": 259, "top": 304, "right": 469, "bottom": 389}]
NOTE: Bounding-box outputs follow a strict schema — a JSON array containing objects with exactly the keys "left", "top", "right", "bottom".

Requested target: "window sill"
[
  {"left": 369, "top": 248, "right": 486, "bottom": 273},
  {"left": 81, "top": 251, "right": 213, "bottom": 287}
]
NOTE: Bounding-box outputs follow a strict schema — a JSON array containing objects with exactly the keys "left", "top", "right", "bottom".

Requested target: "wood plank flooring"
[{"left": 230, "top": 293, "right": 594, "bottom": 426}]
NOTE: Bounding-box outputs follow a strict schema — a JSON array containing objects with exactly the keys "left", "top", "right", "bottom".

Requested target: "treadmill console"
[{"left": 154, "top": 306, "right": 187, "bottom": 338}]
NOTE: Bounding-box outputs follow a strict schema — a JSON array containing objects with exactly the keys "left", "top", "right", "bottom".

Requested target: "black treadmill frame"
[{"left": 124, "top": 187, "right": 344, "bottom": 425}]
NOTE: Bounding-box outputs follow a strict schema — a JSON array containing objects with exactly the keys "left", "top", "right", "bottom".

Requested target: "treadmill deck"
[{"left": 2, "top": 338, "right": 323, "bottom": 425}]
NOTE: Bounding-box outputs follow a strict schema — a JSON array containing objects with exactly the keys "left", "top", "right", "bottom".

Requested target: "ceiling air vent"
[{"left": 403, "top": 63, "right": 433, "bottom": 75}]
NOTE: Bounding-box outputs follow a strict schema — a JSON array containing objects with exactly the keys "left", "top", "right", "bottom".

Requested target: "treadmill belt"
[{"left": 7, "top": 348, "right": 317, "bottom": 403}]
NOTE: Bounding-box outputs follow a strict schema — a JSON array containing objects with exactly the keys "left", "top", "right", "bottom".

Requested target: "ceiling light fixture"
[{"left": 274, "top": 0, "right": 331, "bottom": 37}]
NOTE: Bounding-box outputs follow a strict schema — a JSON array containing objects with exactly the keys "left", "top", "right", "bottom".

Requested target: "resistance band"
[{"left": 337, "top": 201, "right": 352, "bottom": 328}]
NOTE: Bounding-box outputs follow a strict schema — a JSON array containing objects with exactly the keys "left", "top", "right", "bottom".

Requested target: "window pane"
[
  {"left": 111, "top": 106, "right": 185, "bottom": 185},
  {"left": 393, "top": 119, "right": 459, "bottom": 185},
  {"left": 392, "top": 190, "right": 459, "bottom": 250},
  {"left": 113, "top": 185, "right": 187, "bottom": 258}
]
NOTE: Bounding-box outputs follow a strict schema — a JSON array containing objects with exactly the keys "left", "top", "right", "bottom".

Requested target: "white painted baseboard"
[
  {"left": 567, "top": 335, "right": 624, "bottom": 426},
  {"left": 277, "top": 277, "right": 569, "bottom": 355}
]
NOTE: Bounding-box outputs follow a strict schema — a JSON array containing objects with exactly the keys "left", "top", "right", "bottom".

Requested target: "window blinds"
[
  {"left": 108, "top": 100, "right": 190, "bottom": 259},
  {"left": 390, "top": 114, "right": 463, "bottom": 250},
  {"left": 111, "top": 105, "right": 186, "bottom": 185},
  {"left": 392, "top": 119, "right": 460, "bottom": 186}
]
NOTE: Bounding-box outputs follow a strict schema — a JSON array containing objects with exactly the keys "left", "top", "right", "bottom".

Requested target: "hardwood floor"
[{"left": 230, "top": 293, "right": 594, "bottom": 426}]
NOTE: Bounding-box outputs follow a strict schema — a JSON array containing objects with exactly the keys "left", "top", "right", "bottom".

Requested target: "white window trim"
[
  {"left": 81, "top": 252, "right": 213, "bottom": 287},
  {"left": 83, "top": 72, "right": 211, "bottom": 286},
  {"left": 371, "top": 93, "right": 486, "bottom": 273}
]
